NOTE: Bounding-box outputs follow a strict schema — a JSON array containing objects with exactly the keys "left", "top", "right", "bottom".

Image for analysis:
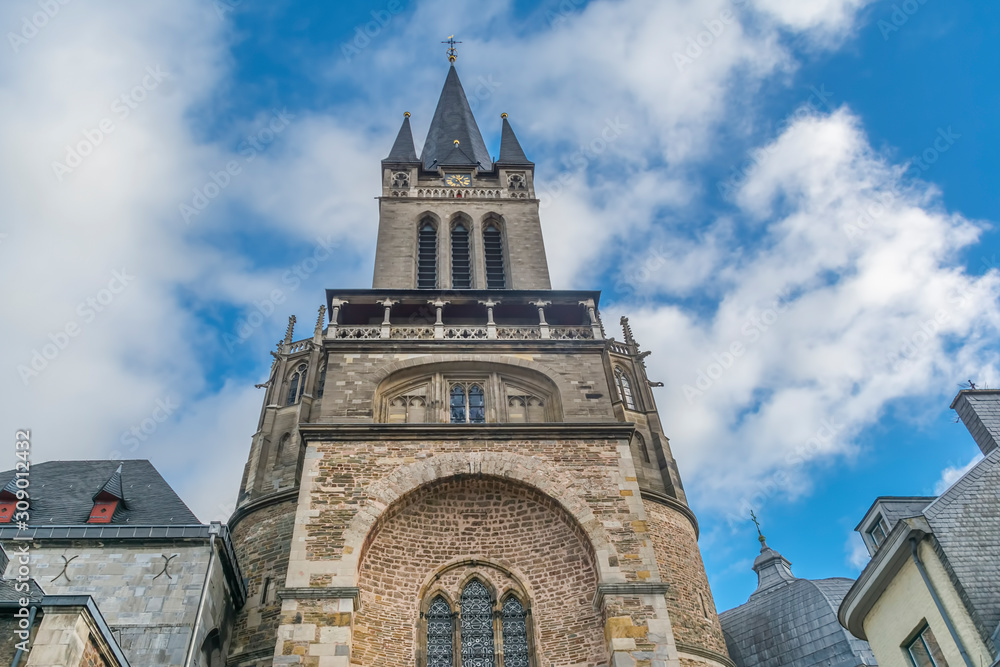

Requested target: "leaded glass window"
[
  {"left": 460, "top": 581, "right": 495, "bottom": 667},
  {"left": 501, "top": 597, "right": 529, "bottom": 667},
  {"left": 426, "top": 596, "right": 454, "bottom": 667},
  {"left": 286, "top": 364, "right": 306, "bottom": 405},
  {"left": 452, "top": 222, "right": 472, "bottom": 289},
  {"left": 316, "top": 364, "right": 326, "bottom": 398},
  {"left": 615, "top": 367, "right": 636, "bottom": 410},
  {"left": 450, "top": 384, "right": 486, "bottom": 424},
  {"left": 418, "top": 220, "right": 438, "bottom": 289}
]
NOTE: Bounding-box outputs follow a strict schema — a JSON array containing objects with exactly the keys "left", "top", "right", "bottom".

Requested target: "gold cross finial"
[
  {"left": 750, "top": 510, "right": 766, "bottom": 545},
  {"left": 442, "top": 35, "right": 461, "bottom": 63}
]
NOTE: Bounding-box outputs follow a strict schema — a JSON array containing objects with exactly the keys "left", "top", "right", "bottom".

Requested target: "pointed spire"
[
  {"left": 420, "top": 65, "right": 492, "bottom": 170},
  {"left": 497, "top": 113, "right": 532, "bottom": 165},
  {"left": 620, "top": 316, "right": 636, "bottom": 346},
  {"left": 284, "top": 315, "right": 296, "bottom": 345},
  {"left": 384, "top": 112, "right": 419, "bottom": 164},
  {"left": 94, "top": 463, "right": 125, "bottom": 502},
  {"left": 749, "top": 518, "right": 796, "bottom": 595},
  {"left": 314, "top": 305, "right": 327, "bottom": 336}
]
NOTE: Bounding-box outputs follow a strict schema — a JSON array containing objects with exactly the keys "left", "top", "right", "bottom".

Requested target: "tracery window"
[
  {"left": 483, "top": 223, "right": 506, "bottom": 289},
  {"left": 426, "top": 596, "right": 455, "bottom": 667},
  {"left": 286, "top": 364, "right": 306, "bottom": 405},
  {"left": 451, "top": 221, "right": 472, "bottom": 289},
  {"left": 421, "top": 581, "right": 534, "bottom": 667},
  {"left": 418, "top": 219, "right": 438, "bottom": 289},
  {"left": 460, "top": 580, "right": 495, "bottom": 667},
  {"left": 316, "top": 363, "right": 327, "bottom": 398},
  {"left": 450, "top": 383, "right": 486, "bottom": 424},
  {"left": 615, "top": 366, "right": 637, "bottom": 410}
]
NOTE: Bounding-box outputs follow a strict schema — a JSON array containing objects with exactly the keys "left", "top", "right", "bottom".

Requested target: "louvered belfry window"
[
  {"left": 418, "top": 220, "right": 438, "bottom": 289},
  {"left": 426, "top": 596, "right": 454, "bottom": 667},
  {"left": 452, "top": 222, "right": 471, "bottom": 288},
  {"left": 460, "top": 581, "right": 495, "bottom": 667},
  {"left": 483, "top": 223, "right": 506, "bottom": 289}
]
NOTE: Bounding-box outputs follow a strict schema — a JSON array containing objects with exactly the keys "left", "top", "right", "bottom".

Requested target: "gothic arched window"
[
  {"left": 501, "top": 596, "right": 530, "bottom": 667},
  {"left": 634, "top": 433, "right": 650, "bottom": 463},
  {"left": 460, "top": 580, "right": 495, "bottom": 667},
  {"left": 483, "top": 223, "right": 506, "bottom": 289},
  {"left": 615, "top": 367, "right": 637, "bottom": 410},
  {"left": 316, "top": 363, "right": 327, "bottom": 399},
  {"left": 286, "top": 364, "right": 306, "bottom": 405},
  {"left": 451, "top": 221, "right": 471, "bottom": 289},
  {"left": 450, "top": 384, "right": 486, "bottom": 424},
  {"left": 426, "top": 596, "right": 454, "bottom": 667},
  {"left": 418, "top": 219, "right": 438, "bottom": 289}
]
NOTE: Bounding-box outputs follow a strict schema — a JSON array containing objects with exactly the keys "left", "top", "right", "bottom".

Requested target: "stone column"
[
  {"left": 479, "top": 299, "right": 499, "bottom": 339},
  {"left": 530, "top": 300, "right": 551, "bottom": 339},
  {"left": 378, "top": 298, "right": 397, "bottom": 339},
  {"left": 326, "top": 299, "right": 348, "bottom": 339},
  {"left": 579, "top": 298, "right": 603, "bottom": 339},
  {"left": 428, "top": 299, "right": 449, "bottom": 339}
]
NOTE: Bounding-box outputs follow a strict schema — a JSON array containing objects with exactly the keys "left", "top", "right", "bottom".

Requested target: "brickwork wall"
[
  {"left": 644, "top": 499, "right": 729, "bottom": 658},
  {"left": 353, "top": 476, "right": 606, "bottom": 665},
  {"left": 229, "top": 497, "right": 297, "bottom": 666},
  {"left": 81, "top": 637, "right": 110, "bottom": 667}
]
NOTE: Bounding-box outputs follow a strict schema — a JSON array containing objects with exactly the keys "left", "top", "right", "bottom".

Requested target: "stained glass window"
[
  {"left": 501, "top": 597, "right": 529, "bottom": 667},
  {"left": 316, "top": 364, "right": 326, "bottom": 398},
  {"left": 427, "top": 596, "right": 454, "bottom": 667},
  {"left": 460, "top": 580, "right": 495, "bottom": 667},
  {"left": 286, "top": 373, "right": 300, "bottom": 405},
  {"left": 468, "top": 385, "right": 485, "bottom": 423}
]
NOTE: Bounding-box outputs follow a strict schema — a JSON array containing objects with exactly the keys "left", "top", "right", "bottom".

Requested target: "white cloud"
[
  {"left": 846, "top": 531, "right": 870, "bottom": 570},
  {"left": 934, "top": 452, "right": 984, "bottom": 495}
]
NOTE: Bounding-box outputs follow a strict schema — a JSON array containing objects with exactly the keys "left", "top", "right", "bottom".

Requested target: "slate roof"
[
  {"left": 420, "top": 65, "right": 493, "bottom": 170},
  {"left": 720, "top": 541, "right": 877, "bottom": 667},
  {"left": 922, "top": 445, "right": 1000, "bottom": 646},
  {"left": 951, "top": 389, "right": 1000, "bottom": 455},
  {"left": 497, "top": 116, "right": 532, "bottom": 165},
  {"left": 384, "top": 113, "right": 419, "bottom": 163},
  {"left": 0, "top": 460, "right": 199, "bottom": 526},
  {"left": 0, "top": 578, "right": 44, "bottom": 605}
]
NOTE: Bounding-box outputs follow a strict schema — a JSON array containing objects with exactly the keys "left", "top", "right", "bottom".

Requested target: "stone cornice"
[
  {"left": 675, "top": 642, "right": 737, "bottom": 667},
  {"left": 278, "top": 587, "right": 361, "bottom": 611},
  {"left": 299, "top": 422, "right": 636, "bottom": 442},
  {"left": 593, "top": 582, "right": 670, "bottom": 609},
  {"left": 640, "top": 489, "right": 700, "bottom": 539},
  {"left": 227, "top": 487, "right": 299, "bottom": 532}
]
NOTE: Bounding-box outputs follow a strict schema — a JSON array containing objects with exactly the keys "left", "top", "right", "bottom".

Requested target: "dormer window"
[
  {"left": 867, "top": 514, "right": 889, "bottom": 549},
  {"left": 0, "top": 500, "right": 15, "bottom": 523},
  {"left": 89, "top": 499, "right": 119, "bottom": 523}
]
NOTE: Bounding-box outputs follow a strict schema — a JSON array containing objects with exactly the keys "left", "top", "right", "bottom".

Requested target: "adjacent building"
[
  {"left": 839, "top": 389, "right": 1000, "bottom": 667},
  {"left": 720, "top": 535, "right": 877, "bottom": 667},
  {"left": 0, "top": 460, "right": 245, "bottom": 667}
]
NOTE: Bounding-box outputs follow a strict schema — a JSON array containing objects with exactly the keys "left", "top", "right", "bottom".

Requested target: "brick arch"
[{"left": 342, "top": 452, "right": 613, "bottom": 579}]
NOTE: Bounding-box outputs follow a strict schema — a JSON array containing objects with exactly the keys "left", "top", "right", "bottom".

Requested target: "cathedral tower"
[{"left": 226, "top": 59, "right": 731, "bottom": 667}]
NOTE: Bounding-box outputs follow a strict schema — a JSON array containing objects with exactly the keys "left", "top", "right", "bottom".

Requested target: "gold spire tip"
[
  {"left": 501, "top": 112, "right": 508, "bottom": 119},
  {"left": 404, "top": 111, "right": 410, "bottom": 118},
  {"left": 453, "top": 139, "right": 460, "bottom": 145}
]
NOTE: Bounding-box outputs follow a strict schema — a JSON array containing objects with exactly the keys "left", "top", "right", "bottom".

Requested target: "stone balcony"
[{"left": 324, "top": 289, "right": 604, "bottom": 342}]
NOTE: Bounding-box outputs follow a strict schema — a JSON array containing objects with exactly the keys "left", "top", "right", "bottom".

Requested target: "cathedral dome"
[{"left": 719, "top": 539, "right": 877, "bottom": 667}]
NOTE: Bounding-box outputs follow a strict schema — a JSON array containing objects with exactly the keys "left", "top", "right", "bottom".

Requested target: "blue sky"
[{"left": 1, "top": 0, "right": 998, "bottom": 613}]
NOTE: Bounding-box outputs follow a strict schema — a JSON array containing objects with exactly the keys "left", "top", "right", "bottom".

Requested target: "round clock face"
[{"left": 445, "top": 173, "right": 471, "bottom": 187}]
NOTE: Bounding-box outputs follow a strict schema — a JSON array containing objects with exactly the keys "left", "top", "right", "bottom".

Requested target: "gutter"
[
  {"left": 909, "top": 536, "right": 975, "bottom": 667},
  {"left": 183, "top": 523, "right": 218, "bottom": 667},
  {"left": 9, "top": 605, "right": 37, "bottom": 667}
]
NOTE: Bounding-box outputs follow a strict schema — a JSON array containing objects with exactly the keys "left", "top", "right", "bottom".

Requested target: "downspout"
[
  {"left": 184, "top": 529, "right": 218, "bottom": 667},
  {"left": 10, "top": 605, "right": 38, "bottom": 667},
  {"left": 909, "top": 536, "right": 974, "bottom": 667}
]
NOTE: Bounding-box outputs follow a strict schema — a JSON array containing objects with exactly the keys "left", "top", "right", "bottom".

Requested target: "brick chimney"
[{"left": 950, "top": 389, "right": 1000, "bottom": 455}]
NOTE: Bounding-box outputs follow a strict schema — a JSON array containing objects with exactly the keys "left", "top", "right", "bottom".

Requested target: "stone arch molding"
[
  {"left": 342, "top": 452, "right": 614, "bottom": 579},
  {"left": 370, "top": 353, "right": 563, "bottom": 388}
]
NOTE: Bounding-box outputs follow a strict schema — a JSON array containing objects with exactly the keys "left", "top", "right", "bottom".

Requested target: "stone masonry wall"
[
  {"left": 229, "top": 497, "right": 297, "bottom": 666},
  {"left": 644, "top": 499, "right": 729, "bottom": 661}
]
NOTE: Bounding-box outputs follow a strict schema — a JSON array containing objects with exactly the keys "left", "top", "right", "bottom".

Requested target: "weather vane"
[
  {"left": 750, "top": 510, "right": 766, "bottom": 545},
  {"left": 442, "top": 35, "right": 461, "bottom": 63}
]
